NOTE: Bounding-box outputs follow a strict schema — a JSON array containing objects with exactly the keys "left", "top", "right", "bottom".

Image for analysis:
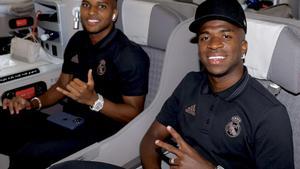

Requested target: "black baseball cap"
[{"left": 189, "top": 0, "right": 247, "bottom": 33}]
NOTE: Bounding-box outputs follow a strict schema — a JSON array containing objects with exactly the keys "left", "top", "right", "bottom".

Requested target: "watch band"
[{"left": 90, "top": 93, "right": 104, "bottom": 112}]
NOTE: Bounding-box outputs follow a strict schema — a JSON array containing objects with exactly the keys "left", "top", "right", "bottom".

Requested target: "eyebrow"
[
  {"left": 97, "top": 0, "right": 110, "bottom": 3},
  {"left": 220, "top": 29, "right": 234, "bottom": 33},
  {"left": 199, "top": 28, "right": 234, "bottom": 35},
  {"left": 82, "top": 0, "right": 109, "bottom": 3}
]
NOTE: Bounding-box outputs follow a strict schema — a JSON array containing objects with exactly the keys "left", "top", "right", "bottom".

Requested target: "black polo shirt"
[
  {"left": 157, "top": 68, "right": 294, "bottom": 169},
  {"left": 61, "top": 28, "right": 149, "bottom": 133}
]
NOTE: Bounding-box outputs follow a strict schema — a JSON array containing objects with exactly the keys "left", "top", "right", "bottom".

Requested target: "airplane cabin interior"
[{"left": 0, "top": 0, "right": 300, "bottom": 169}]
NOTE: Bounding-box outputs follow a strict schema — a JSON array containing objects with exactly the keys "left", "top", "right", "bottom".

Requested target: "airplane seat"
[
  {"left": 242, "top": 15, "right": 300, "bottom": 169},
  {"left": 277, "top": 0, "right": 299, "bottom": 19},
  {"left": 114, "top": 0, "right": 123, "bottom": 32},
  {"left": 115, "top": 0, "right": 186, "bottom": 108},
  {"left": 144, "top": 0, "right": 199, "bottom": 19},
  {"left": 48, "top": 1, "right": 195, "bottom": 169}
]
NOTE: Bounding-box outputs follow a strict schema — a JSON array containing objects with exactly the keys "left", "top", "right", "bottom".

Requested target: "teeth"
[
  {"left": 208, "top": 56, "right": 225, "bottom": 60},
  {"left": 88, "top": 19, "right": 99, "bottom": 23}
]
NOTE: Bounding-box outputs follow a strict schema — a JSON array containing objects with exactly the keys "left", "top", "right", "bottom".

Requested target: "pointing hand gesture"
[
  {"left": 56, "top": 69, "right": 97, "bottom": 106},
  {"left": 155, "top": 126, "right": 215, "bottom": 169}
]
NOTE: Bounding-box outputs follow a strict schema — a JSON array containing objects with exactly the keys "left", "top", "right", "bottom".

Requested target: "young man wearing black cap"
[
  {"left": 140, "top": 0, "right": 294, "bottom": 168},
  {"left": 0, "top": 0, "right": 149, "bottom": 168}
]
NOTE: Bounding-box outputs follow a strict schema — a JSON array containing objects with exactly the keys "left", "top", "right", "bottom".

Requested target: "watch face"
[
  {"left": 94, "top": 101, "right": 103, "bottom": 111},
  {"left": 90, "top": 94, "right": 104, "bottom": 111}
]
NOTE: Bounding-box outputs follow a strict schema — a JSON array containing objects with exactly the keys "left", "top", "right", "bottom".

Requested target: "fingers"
[
  {"left": 170, "top": 166, "right": 179, "bottom": 169},
  {"left": 8, "top": 99, "right": 15, "bottom": 114},
  {"left": 155, "top": 140, "right": 182, "bottom": 157},
  {"left": 65, "top": 83, "right": 81, "bottom": 97},
  {"left": 13, "top": 97, "right": 28, "bottom": 114},
  {"left": 87, "top": 69, "right": 94, "bottom": 88},
  {"left": 56, "top": 87, "right": 74, "bottom": 99},
  {"left": 169, "top": 158, "right": 180, "bottom": 166},
  {"left": 166, "top": 126, "right": 186, "bottom": 149},
  {"left": 56, "top": 70, "right": 95, "bottom": 102},
  {"left": 69, "top": 78, "right": 87, "bottom": 90},
  {"left": 2, "top": 98, "right": 9, "bottom": 109},
  {"left": 25, "top": 101, "right": 32, "bottom": 110},
  {"left": 2, "top": 97, "right": 29, "bottom": 115},
  {"left": 56, "top": 70, "right": 94, "bottom": 98},
  {"left": 56, "top": 79, "right": 86, "bottom": 100},
  {"left": 69, "top": 69, "right": 93, "bottom": 88}
]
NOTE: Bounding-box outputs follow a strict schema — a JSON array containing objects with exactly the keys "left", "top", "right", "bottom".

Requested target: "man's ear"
[
  {"left": 112, "top": 14, "right": 117, "bottom": 21},
  {"left": 241, "top": 40, "right": 248, "bottom": 56},
  {"left": 112, "top": 9, "right": 118, "bottom": 22}
]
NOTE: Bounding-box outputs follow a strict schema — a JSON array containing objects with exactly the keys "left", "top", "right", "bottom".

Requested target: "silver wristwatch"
[
  {"left": 90, "top": 93, "right": 104, "bottom": 112},
  {"left": 216, "top": 165, "right": 224, "bottom": 169}
]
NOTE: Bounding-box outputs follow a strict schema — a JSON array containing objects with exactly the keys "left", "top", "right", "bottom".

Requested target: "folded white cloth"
[
  {"left": 122, "top": 0, "right": 157, "bottom": 45},
  {"left": 244, "top": 19, "right": 285, "bottom": 79}
]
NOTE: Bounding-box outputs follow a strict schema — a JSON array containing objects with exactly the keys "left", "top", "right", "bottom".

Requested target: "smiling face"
[
  {"left": 80, "top": 0, "right": 117, "bottom": 42},
  {"left": 198, "top": 20, "right": 247, "bottom": 80}
]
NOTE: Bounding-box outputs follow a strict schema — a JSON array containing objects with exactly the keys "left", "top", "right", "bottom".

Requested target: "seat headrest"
[
  {"left": 244, "top": 19, "right": 285, "bottom": 79},
  {"left": 268, "top": 25, "right": 300, "bottom": 94},
  {"left": 244, "top": 18, "right": 300, "bottom": 94},
  {"left": 120, "top": 0, "right": 183, "bottom": 50}
]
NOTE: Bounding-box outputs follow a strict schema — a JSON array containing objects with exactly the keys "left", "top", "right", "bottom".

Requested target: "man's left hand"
[{"left": 155, "top": 126, "right": 215, "bottom": 169}]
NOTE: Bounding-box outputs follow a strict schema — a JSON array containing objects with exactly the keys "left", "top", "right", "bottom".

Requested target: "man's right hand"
[
  {"left": 2, "top": 97, "right": 31, "bottom": 115},
  {"left": 155, "top": 126, "right": 215, "bottom": 169},
  {"left": 56, "top": 69, "right": 97, "bottom": 106}
]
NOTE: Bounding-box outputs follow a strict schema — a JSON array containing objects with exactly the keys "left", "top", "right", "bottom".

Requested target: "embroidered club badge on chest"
[
  {"left": 97, "top": 59, "right": 106, "bottom": 76},
  {"left": 225, "top": 115, "right": 242, "bottom": 138}
]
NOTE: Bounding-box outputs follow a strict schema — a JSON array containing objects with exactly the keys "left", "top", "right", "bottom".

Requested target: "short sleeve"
[
  {"left": 62, "top": 32, "right": 83, "bottom": 74},
  {"left": 254, "top": 105, "right": 294, "bottom": 169},
  {"left": 156, "top": 74, "right": 190, "bottom": 131},
  {"left": 116, "top": 45, "right": 150, "bottom": 96}
]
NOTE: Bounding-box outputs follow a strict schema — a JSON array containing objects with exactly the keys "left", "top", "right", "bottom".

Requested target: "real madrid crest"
[
  {"left": 225, "top": 115, "right": 242, "bottom": 138},
  {"left": 97, "top": 59, "right": 106, "bottom": 76}
]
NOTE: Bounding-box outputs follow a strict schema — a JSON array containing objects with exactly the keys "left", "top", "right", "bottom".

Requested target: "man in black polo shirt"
[
  {"left": 140, "top": 0, "right": 294, "bottom": 168},
  {"left": 0, "top": 0, "right": 149, "bottom": 168}
]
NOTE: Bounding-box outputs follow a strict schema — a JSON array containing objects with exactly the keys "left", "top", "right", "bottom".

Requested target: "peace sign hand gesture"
[{"left": 155, "top": 126, "right": 216, "bottom": 169}]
